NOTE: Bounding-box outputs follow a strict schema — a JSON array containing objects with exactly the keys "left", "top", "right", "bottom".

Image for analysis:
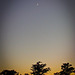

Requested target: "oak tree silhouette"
[{"left": 30, "top": 61, "right": 50, "bottom": 75}]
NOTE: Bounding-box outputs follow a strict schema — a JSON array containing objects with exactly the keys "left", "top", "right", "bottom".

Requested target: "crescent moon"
[{"left": 37, "top": 3, "right": 39, "bottom": 6}]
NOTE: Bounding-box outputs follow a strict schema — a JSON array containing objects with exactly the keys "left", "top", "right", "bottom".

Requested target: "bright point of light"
[{"left": 37, "top": 3, "right": 39, "bottom": 6}]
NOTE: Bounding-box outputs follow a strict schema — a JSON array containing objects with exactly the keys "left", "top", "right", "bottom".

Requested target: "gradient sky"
[{"left": 0, "top": 0, "right": 75, "bottom": 75}]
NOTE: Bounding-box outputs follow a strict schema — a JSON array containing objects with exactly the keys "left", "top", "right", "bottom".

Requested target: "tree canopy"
[
  {"left": 31, "top": 61, "right": 50, "bottom": 75},
  {"left": 60, "top": 63, "right": 75, "bottom": 75}
]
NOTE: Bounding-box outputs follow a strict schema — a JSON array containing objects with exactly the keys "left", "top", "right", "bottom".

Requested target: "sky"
[{"left": 0, "top": 0, "right": 75, "bottom": 75}]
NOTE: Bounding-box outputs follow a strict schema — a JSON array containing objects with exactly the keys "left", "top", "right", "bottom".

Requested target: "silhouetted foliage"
[
  {"left": 60, "top": 63, "right": 75, "bottom": 75},
  {"left": 24, "top": 73, "right": 29, "bottom": 75},
  {"left": 54, "top": 72, "right": 60, "bottom": 75},
  {"left": 30, "top": 61, "right": 50, "bottom": 75},
  {"left": 0, "top": 62, "right": 75, "bottom": 75},
  {"left": 0, "top": 70, "right": 18, "bottom": 75}
]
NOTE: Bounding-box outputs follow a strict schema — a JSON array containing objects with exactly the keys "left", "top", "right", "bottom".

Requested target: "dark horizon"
[{"left": 0, "top": 61, "right": 75, "bottom": 75}]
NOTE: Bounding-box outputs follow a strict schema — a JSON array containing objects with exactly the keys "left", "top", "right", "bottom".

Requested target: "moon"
[{"left": 36, "top": 3, "right": 39, "bottom": 6}]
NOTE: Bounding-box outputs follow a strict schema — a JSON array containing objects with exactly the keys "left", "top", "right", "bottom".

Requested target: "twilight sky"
[{"left": 0, "top": 0, "right": 75, "bottom": 75}]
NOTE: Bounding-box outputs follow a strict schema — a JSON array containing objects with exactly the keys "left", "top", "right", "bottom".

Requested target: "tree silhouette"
[
  {"left": 54, "top": 72, "right": 60, "bottom": 75},
  {"left": 24, "top": 73, "right": 29, "bottom": 75},
  {"left": 60, "top": 63, "right": 75, "bottom": 75},
  {"left": 30, "top": 61, "right": 50, "bottom": 75},
  {"left": 0, "top": 70, "right": 18, "bottom": 75}
]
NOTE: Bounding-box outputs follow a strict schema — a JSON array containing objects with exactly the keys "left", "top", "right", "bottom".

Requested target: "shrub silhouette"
[
  {"left": 0, "top": 70, "right": 18, "bottom": 75},
  {"left": 30, "top": 61, "right": 50, "bottom": 75}
]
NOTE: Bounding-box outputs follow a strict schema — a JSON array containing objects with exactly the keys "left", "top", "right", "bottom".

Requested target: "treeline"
[{"left": 0, "top": 61, "right": 75, "bottom": 75}]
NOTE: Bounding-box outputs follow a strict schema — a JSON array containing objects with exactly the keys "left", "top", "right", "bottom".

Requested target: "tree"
[
  {"left": 54, "top": 72, "right": 60, "bottom": 75},
  {"left": 30, "top": 61, "right": 50, "bottom": 75},
  {"left": 60, "top": 63, "right": 75, "bottom": 75},
  {"left": 25, "top": 73, "right": 29, "bottom": 75}
]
